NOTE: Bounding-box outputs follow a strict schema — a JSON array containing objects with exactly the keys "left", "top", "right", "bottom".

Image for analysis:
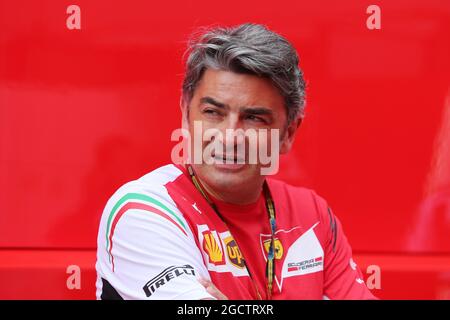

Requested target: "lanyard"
[{"left": 186, "top": 164, "right": 277, "bottom": 300}]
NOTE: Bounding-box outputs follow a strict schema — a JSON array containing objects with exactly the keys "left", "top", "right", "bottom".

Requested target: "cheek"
[
  {"left": 187, "top": 104, "right": 206, "bottom": 126},
  {"left": 259, "top": 130, "right": 281, "bottom": 153}
]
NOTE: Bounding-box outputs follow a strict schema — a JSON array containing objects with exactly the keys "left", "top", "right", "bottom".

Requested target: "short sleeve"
[{"left": 96, "top": 188, "right": 214, "bottom": 300}]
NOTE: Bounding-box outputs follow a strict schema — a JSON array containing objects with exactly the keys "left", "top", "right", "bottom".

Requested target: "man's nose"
[
  {"left": 224, "top": 112, "right": 241, "bottom": 131},
  {"left": 217, "top": 113, "right": 245, "bottom": 148}
]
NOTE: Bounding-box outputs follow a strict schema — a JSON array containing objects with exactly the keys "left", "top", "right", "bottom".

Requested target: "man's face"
[{"left": 182, "top": 68, "right": 298, "bottom": 201}]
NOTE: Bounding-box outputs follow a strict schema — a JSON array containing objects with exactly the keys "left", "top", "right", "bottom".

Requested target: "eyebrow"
[
  {"left": 200, "top": 96, "right": 273, "bottom": 116},
  {"left": 199, "top": 96, "right": 229, "bottom": 110},
  {"left": 240, "top": 106, "right": 274, "bottom": 116}
]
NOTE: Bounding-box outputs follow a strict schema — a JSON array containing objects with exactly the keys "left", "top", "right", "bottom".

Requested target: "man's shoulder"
[
  {"left": 267, "top": 177, "right": 328, "bottom": 206},
  {"left": 267, "top": 177, "right": 332, "bottom": 226},
  {"left": 100, "top": 164, "right": 189, "bottom": 234},
  {"left": 134, "top": 163, "right": 184, "bottom": 189},
  {"left": 110, "top": 163, "right": 183, "bottom": 200}
]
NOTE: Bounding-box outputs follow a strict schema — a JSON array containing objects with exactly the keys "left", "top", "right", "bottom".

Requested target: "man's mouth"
[{"left": 212, "top": 153, "right": 246, "bottom": 164}]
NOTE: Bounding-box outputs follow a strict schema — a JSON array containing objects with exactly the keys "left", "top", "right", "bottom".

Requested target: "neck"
[
  {"left": 204, "top": 182, "right": 263, "bottom": 205},
  {"left": 194, "top": 174, "right": 264, "bottom": 205}
]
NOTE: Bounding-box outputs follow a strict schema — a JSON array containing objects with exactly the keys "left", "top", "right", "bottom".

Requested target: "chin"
[{"left": 201, "top": 164, "right": 260, "bottom": 189}]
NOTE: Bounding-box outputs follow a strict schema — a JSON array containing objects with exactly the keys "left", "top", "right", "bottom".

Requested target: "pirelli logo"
[{"left": 143, "top": 264, "right": 196, "bottom": 297}]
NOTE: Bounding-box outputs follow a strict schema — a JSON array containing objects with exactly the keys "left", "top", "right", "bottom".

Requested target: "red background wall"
[{"left": 1, "top": 0, "right": 449, "bottom": 299}]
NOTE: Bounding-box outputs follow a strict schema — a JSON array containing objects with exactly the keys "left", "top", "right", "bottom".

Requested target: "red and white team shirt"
[{"left": 96, "top": 164, "right": 375, "bottom": 300}]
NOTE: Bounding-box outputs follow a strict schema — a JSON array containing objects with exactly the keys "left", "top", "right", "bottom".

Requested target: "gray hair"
[{"left": 181, "top": 23, "right": 306, "bottom": 123}]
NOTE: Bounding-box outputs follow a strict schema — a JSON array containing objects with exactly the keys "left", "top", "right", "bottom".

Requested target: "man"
[{"left": 96, "top": 23, "right": 375, "bottom": 300}]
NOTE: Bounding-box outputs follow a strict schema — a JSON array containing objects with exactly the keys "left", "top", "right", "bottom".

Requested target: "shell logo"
[
  {"left": 202, "top": 231, "right": 224, "bottom": 264},
  {"left": 263, "top": 238, "right": 284, "bottom": 260}
]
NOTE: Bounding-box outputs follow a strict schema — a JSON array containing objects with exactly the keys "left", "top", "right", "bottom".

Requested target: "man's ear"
[
  {"left": 180, "top": 97, "right": 189, "bottom": 130},
  {"left": 280, "top": 117, "right": 302, "bottom": 154}
]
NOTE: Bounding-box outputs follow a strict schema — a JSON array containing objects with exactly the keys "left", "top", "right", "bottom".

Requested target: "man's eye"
[
  {"left": 203, "top": 109, "right": 220, "bottom": 116},
  {"left": 245, "top": 115, "right": 265, "bottom": 123}
]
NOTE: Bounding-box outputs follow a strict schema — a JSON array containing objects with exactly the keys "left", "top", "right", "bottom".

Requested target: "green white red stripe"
[{"left": 105, "top": 192, "right": 188, "bottom": 271}]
